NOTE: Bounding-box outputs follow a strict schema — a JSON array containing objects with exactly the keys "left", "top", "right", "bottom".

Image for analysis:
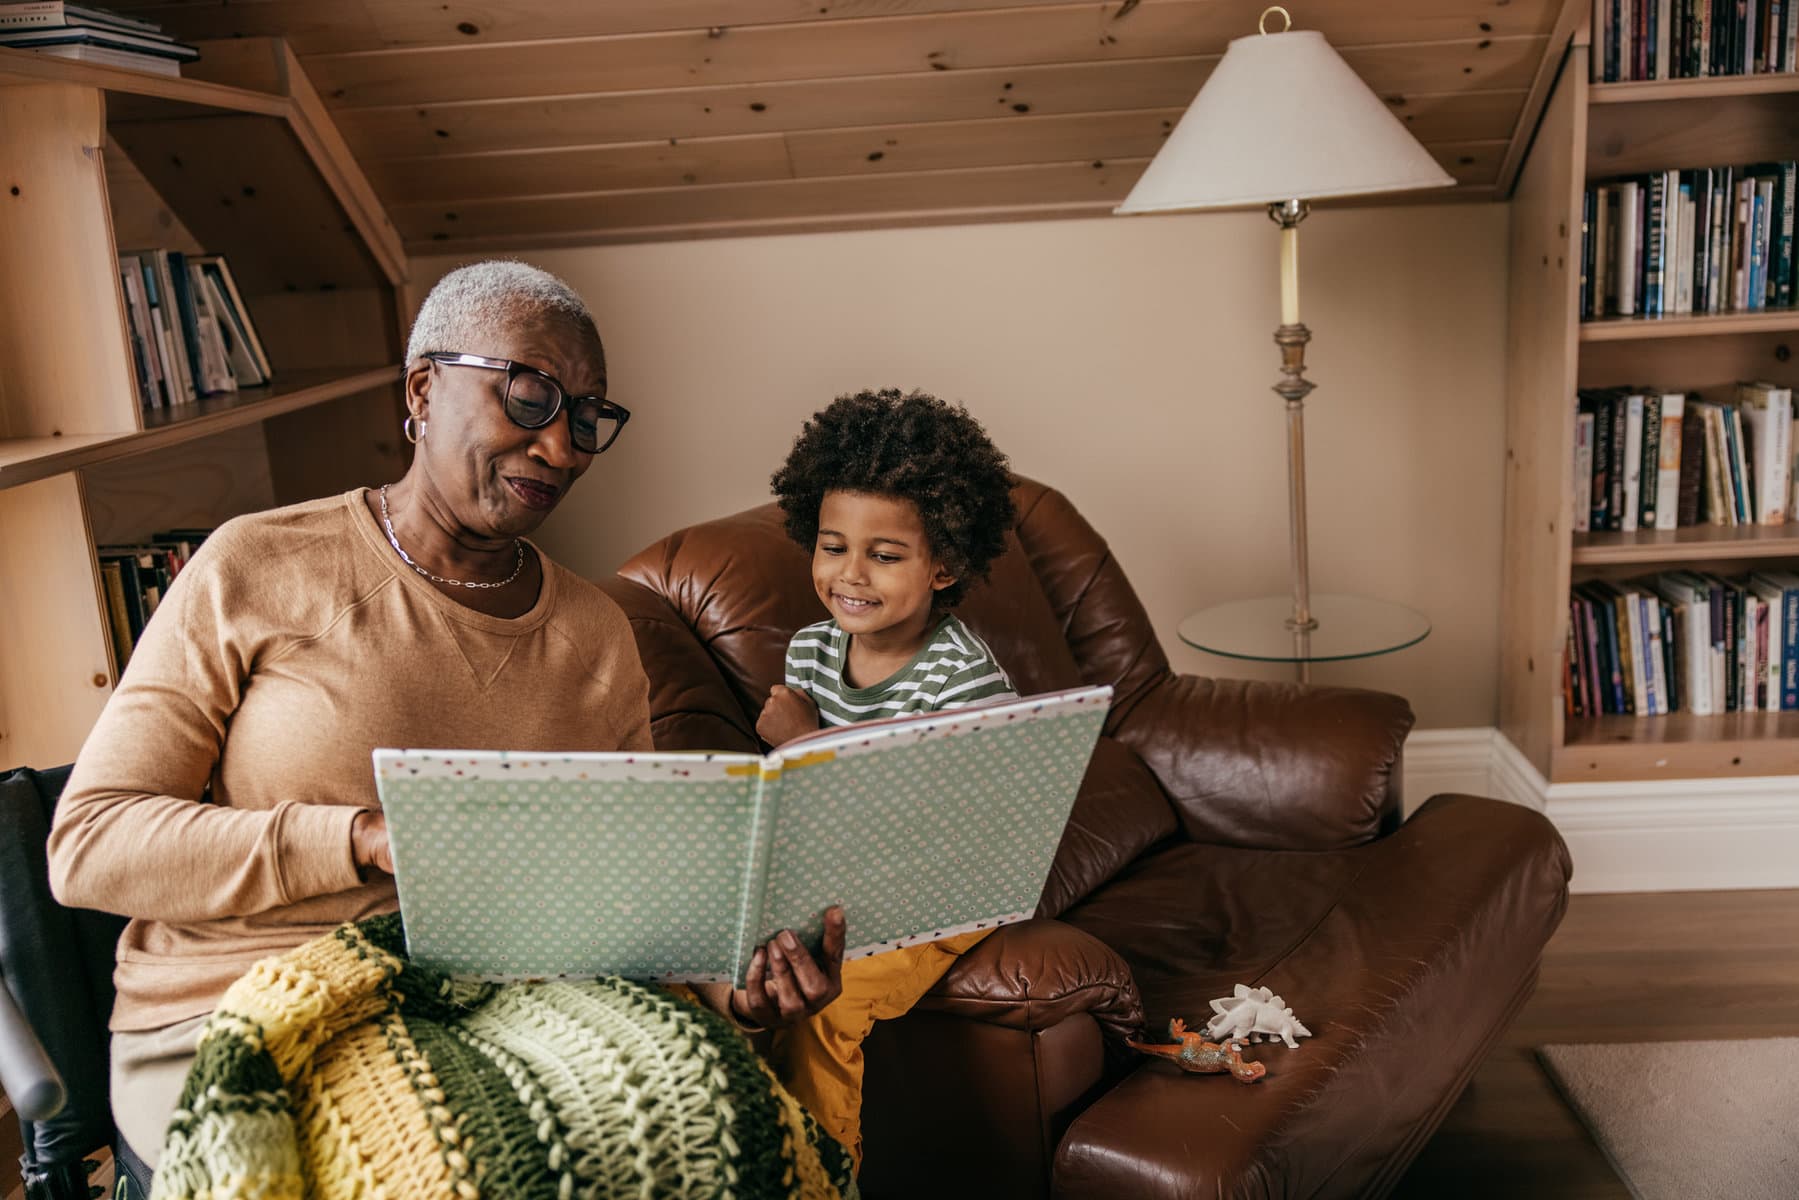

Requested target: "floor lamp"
[{"left": 1116, "top": 6, "right": 1451, "bottom": 682}]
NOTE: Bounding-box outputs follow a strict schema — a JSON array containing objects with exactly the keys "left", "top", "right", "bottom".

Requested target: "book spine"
[
  {"left": 1784, "top": 585, "right": 1799, "bottom": 709},
  {"left": 1640, "top": 592, "right": 1663, "bottom": 714},
  {"left": 1619, "top": 181, "right": 1641, "bottom": 315},
  {"left": 1623, "top": 393, "right": 1645, "bottom": 531},
  {"left": 1646, "top": 171, "right": 1668, "bottom": 315},
  {"left": 1676, "top": 175, "right": 1697, "bottom": 312},
  {"left": 1612, "top": 392, "right": 1630, "bottom": 528},
  {"left": 732, "top": 768, "right": 780, "bottom": 988},
  {"left": 1593, "top": 393, "right": 1615, "bottom": 528},
  {"left": 1641, "top": 392, "right": 1663, "bottom": 525},
  {"left": 1656, "top": 393, "right": 1685, "bottom": 529},
  {"left": 1581, "top": 186, "right": 1596, "bottom": 317},
  {"left": 1575, "top": 411, "right": 1595, "bottom": 532},
  {"left": 1777, "top": 161, "right": 1796, "bottom": 306},
  {"left": 1662, "top": 593, "right": 1676, "bottom": 712},
  {"left": 1584, "top": 594, "right": 1607, "bottom": 713},
  {"left": 1597, "top": 185, "right": 1615, "bottom": 314},
  {"left": 1678, "top": 400, "right": 1705, "bottom": 525}
]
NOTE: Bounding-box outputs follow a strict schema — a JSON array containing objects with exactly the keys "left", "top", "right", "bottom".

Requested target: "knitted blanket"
[{"left": 151, "top": 915, "right": 856, "bottom": 1199}]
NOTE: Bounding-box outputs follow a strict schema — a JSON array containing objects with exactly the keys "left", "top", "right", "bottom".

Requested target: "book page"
[
  {"left": 376, "top": 749, "right": 766, "bottom": 984},
  {"left": 751, "top": 687, "right": 1110, "bottom": 960}
]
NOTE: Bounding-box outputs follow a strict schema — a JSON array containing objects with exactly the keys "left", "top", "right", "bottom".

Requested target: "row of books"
[
  {"left": 1591, "top": 0, "right": 1799, "bottom": 81},
  {"left": 119, "top": 250, "right": 272, "bottom": 411},
  {"left": 1567, "top": 573, "right": 1799, "bottom": 717},
  {"left": 0, "top": 3, "right": 198, "bottom": 76},
  {"left": 98, "top": 529, "right": 211, "bottom": 670},
  {"left": 1575, "top": 385, "right": 1796, "bottom": 532},
  {"left": 1579, "top": 165, "right": 1796, "bottom": 320}
]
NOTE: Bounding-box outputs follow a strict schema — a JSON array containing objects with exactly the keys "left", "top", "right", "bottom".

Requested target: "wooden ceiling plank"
[
  {"left": 368, "top": 134, "right": 797, "bottom": 204},
  {"left": 105, "top": 0, "right": 1126, "bottom": 54},
  {"left": 309, "top": 2, "right": 1557, "bottom": 109},
  {"left": 337, "top": 42, "right": 1541, "bottom": 159},
  {"left": 390, "top": 135, "right": 1503, "bottom": 245},
  {"left": 392, "top": 158, "right": 1155, "bottom": 240},
  {"left": 107, "top": 0, "right": 1557, "bottom": 56},
  {"left": 402, "top": 179, "right": 1499, "bottom": 256},
  {"left": 372, "top": 114, "right": 1504, "bottom": 205}
]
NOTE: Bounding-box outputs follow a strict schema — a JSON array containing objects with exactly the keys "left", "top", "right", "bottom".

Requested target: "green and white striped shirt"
[{"left": 783, "top": 614, "right": 1018, "bottom": 728}]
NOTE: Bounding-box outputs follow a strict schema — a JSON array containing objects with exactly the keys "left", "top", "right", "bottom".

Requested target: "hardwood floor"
[{"left": 1393, "top": 888, "right": 1799, "bottom": 1198}]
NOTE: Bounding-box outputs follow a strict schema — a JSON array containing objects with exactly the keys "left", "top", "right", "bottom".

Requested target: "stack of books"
[
  {"left": 0, "top": 3, "right": 198, "bottom": 76},
  {"left": 119, "top": 251, "right": 272, "bottom": 411},
  {"left": 1574, "top": 385, "right": 1796, "bottom": 533},
  {"left": 1591, "top": 0, "right": 1799, "bottom": 81},
  {"left": 1567, "top": 572, "right": 1799, "bottom": 716},
  {"left": 98, "top": 529, "right": 211, "bottom": 671},
  {"left": 1579, "top": 165, "right": 1797, "bottom": 321}
]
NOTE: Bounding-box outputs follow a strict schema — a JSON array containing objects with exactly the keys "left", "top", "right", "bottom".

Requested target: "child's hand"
[{"left": 757, "top": 685, "right": 819, "bottom": 746}]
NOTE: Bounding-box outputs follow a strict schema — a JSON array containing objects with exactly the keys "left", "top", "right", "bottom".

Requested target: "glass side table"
[{"left": 1178, "top": 593, "right": 1430, "bottom": 683}]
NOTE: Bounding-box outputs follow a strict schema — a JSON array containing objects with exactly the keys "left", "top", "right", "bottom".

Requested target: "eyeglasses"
[{"left": 422, "top": 351, "right": 630, "bottom": 455}]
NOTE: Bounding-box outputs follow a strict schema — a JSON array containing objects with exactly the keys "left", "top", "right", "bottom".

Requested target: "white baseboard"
[{"left": 1406, "top": 728, "right": 1799, "bottom": 894}]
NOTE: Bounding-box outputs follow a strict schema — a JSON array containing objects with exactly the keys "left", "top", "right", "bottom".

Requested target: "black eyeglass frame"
[{"left": 420, "top": 351, "right": 631, "bottom": 454}]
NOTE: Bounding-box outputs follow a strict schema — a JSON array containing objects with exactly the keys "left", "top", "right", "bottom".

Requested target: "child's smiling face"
[{"left": 812, "top": 490, "right": 956, "bottom": 650}]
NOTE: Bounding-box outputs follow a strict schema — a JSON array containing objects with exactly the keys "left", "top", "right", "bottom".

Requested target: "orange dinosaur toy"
[{"left": 1125, "top": 1018, "right": 1267, "bottom": 1083}]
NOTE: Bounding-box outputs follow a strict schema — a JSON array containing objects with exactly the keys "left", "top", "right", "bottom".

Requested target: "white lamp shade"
[{"left": 1115, "top": 28, "right": 1455, "bottom": 213}]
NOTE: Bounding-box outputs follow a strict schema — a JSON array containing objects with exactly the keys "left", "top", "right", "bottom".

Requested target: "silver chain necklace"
[{"left": 379, "top": 484, "right": 524, "bottom": 590}]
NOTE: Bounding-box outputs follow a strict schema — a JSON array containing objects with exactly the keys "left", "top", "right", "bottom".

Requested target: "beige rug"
[{"left": 1538, "top": 1038, "right": 1799, "bottom": 1200}]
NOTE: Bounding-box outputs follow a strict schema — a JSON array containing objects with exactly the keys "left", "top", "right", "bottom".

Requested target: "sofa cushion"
[
  {"left": 1036, "top": 737, "right": 1180, "bottom": 920},
  {"left": 1052, "top": 796, "right": 1573, "bottom": 1199}
]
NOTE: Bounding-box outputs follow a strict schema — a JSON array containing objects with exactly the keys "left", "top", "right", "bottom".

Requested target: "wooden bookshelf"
[
  {"left": 0, "top": 41, "right": 408, "bottom": 774},
  {"left": 1501, "top": 38, "right": 1799, "bottom": 785}
]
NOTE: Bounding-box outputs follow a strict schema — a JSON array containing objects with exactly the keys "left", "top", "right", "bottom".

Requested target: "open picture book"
[{"left": 374, "top": 684, "right": 1111, "bottom": 985}]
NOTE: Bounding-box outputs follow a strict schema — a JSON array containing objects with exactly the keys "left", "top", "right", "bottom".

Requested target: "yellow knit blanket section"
[{"left": 150, "top": 918, "right": 856, "bottom": 1200}]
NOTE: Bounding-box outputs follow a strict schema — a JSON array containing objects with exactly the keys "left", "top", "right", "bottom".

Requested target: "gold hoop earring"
[{"left": 403, "top": 414, "right": 425, "bottom": 444}]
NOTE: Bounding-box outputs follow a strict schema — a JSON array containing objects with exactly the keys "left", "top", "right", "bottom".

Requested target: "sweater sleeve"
[{"left": 47, "top": 524, "right": 364, "bottom": 922}]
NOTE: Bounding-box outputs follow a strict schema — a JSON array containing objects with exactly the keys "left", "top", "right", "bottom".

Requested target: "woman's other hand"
[
  {"left": 756, "top": 684, "right": 819, "bottom": 746},
  {"left": 351, "top": 810, "right": 394, "bottom": 876},
  {"left": 730, "top": 905, "right": 846, "bottom": 1029}
]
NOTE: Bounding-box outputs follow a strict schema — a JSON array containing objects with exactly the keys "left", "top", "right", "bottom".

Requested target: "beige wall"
[{"left": 410, "top": 202, "right": 1509, "bottom": 728}]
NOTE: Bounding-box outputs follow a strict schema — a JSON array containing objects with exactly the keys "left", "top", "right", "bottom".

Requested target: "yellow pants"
[{"left": 770, "top": 930, "right": 989, "bottom": 1167}]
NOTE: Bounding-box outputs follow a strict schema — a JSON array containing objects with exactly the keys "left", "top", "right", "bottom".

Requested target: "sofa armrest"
[
  {"left": 1112, "top": 674, "right": 1415, "bottom": 852},
  {"left": 917, "top": 919, "right": 1143, "bottom": 1043}
]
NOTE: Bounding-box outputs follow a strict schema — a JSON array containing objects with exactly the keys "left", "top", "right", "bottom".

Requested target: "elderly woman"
[{"left": 48, "top": 261, "right": 845, "bottom": 1195}]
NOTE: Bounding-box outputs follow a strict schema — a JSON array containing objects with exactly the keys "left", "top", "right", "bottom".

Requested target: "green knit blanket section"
[{"left": 150, "top": 914, "right": 856, "bottom": 1200}]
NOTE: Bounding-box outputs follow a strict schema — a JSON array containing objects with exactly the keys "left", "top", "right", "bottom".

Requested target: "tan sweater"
[{"left": 49, "top": 489, "right": 653, "bottom": 1031}]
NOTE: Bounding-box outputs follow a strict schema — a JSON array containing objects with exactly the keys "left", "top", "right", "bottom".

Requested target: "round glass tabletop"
[{"left": 1177, "top": 593, "right": 1431, "bottom": 664}]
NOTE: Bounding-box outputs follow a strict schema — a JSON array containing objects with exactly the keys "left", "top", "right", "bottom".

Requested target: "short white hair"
[{"left": 405, "top": 260, "right": 600, "bottom": 365}]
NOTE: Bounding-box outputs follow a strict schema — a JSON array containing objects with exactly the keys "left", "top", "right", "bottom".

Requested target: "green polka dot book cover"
[{"left": 374, "top": 685, "right": 1111, "bottom": 986}]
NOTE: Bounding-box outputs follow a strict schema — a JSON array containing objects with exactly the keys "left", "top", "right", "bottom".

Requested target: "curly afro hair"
[{"left": 771, "top": 389, "right": 1016, "bottom": 608}]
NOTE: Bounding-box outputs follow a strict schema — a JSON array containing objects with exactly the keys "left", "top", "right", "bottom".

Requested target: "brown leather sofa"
[{"left": 601, "top": 478, "right": 1572, "bottom": 1199}]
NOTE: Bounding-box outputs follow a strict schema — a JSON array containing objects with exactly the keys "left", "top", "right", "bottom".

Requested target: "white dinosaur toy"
[{"left": 1205, "top": 984, "right": 1312, "bottom": 1049}]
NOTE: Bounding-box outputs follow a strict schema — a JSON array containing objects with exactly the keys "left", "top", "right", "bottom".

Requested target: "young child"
[{"left": 756, "top": 387, "right": 1019, "bottom": 1166}]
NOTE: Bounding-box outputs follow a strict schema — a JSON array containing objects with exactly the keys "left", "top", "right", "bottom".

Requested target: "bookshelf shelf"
[
  {"left": 1572, "top": 522, "right": 1799, "bottom": 564},
  {"left": 0, "top": 367, "right": 395, "bottom": 493},
  {"left": 1589, "top": 74, "right": 1799, "bottom": 103},
  {"left": 1557, "top": 711, "right": 1799, "bottom": 781},
  {"left": 1579, "top": 310, "right": 1799, "bottom": 341}
]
